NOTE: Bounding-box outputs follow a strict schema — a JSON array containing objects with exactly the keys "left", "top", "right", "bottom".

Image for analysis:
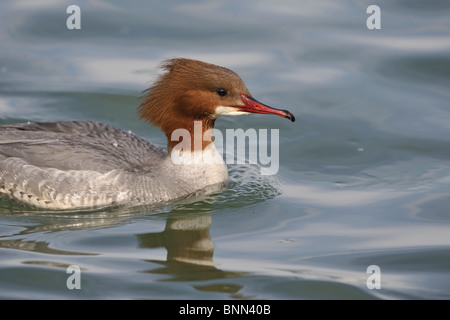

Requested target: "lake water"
[{"left": 1, "top": 0, "right": 450, "bottom": 300}]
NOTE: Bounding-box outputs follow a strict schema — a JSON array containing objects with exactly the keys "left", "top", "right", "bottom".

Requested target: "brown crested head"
[
  {"left": 138, "top": 58, "right": 251, "bottom": 136},
  {"left": 138, "top": 58, "right": 295, "bottom": 151}
]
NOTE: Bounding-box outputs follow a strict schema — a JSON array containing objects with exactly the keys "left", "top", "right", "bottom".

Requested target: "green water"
[{"left": 1, "top": 0, "right": 450, "bottom": 299}]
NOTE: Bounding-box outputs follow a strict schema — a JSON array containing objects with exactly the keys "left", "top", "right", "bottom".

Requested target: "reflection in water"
[
  {"left": 139, "top": 214, "right": 215, "bottom": 266},
  {"left": 0, "top": 238, "right": 90, "bottom": 256},
  {"left": 407, "top": 192, "right": 450, "bottom": 223},
  {"left": 138, "top": 213, "right": 246, "bottom": 291},
  {"left": 0, "top": 204, "right": 247, "bottom": 296}
]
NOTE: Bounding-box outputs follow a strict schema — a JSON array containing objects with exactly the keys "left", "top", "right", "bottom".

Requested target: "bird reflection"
[
  {"left": 0, "top": 201, "right": 246, "bottom": 294},
  {"left": 138, "top": 214, "right": 214, "bottom": 266},
  {"left": 137, "top": 212, "right": 246, "bottom": 285}
]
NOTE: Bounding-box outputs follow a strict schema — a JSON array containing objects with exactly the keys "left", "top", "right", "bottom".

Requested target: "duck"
[{"left": 0, "top": 58, "right": 294, "bottom": 209}]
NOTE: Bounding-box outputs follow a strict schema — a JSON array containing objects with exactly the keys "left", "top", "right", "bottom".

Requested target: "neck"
[{"left": 166, "top": 118, "right": 216, "bottom": 154}]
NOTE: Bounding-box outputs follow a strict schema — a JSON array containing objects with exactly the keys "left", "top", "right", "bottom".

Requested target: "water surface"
[{"left": 1, "top": 0, "right": 450, "bottom": 299}]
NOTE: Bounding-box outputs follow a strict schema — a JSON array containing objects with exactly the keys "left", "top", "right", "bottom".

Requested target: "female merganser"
[{"left": 0, "top": 58, "right": 294, "bottom": 210}]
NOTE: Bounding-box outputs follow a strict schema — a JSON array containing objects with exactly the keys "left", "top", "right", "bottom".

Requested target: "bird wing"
[{"left": 0, "top": 121, "right": 167, "bottom": 173}]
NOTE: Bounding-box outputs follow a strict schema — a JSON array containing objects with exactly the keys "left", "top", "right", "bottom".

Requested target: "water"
[{"left": 1, "top": 0, "right": 450, "bottom": 299}]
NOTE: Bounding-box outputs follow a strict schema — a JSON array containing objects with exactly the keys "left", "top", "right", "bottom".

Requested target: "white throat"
[{"left": 214, "top": 105, "right": 249, "bottom": 117}]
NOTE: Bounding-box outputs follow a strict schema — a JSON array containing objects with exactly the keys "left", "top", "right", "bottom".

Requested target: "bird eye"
[{"left": 216, "top": 88, "right": 228, "bottom": 97}]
